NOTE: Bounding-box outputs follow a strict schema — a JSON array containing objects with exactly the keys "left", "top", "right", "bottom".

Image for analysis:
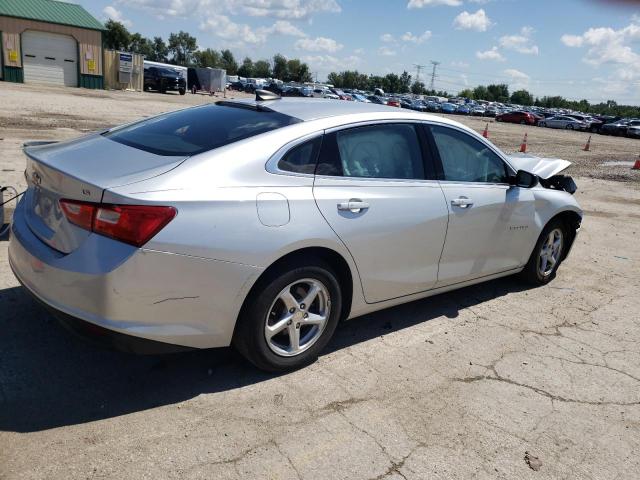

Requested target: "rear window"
[{"left": 104, "top": 104, "right": 300, "bottom": 156}]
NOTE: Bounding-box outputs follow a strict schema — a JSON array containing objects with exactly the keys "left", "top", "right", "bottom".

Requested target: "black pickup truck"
[{"left": 143, "top": 66, "right": 186, "bottom": 95}]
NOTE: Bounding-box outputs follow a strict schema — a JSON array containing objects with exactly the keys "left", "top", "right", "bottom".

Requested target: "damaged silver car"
[{"left": 9, "top": 94, "right": 582, "bottom": 371}]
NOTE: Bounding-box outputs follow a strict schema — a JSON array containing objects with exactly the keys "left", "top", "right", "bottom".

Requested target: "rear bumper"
[{"left": 9, "top": 197, "right": 262, "bottom": 349}]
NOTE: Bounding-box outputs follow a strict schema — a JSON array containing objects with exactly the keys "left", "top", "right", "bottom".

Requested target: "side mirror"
[{"left": 510, "top": 170, "right": 538, "bottom": 188}]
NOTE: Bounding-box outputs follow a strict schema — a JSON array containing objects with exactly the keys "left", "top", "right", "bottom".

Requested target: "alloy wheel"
[
  {"left": 264, "top": 278, "right": 330, "bottom": 357},
  {"left": 538, "top": 228, "right": 563, "bottom": 278}
]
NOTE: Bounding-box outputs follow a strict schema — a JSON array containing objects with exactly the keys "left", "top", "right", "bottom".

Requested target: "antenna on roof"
[{"left": 255, "top": 90, "right": 281, "bottom": 101}]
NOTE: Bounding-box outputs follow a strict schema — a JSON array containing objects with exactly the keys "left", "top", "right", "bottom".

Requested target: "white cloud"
[
  {"left": 401, "top": 30, "right": 432, "bottom": 44},
  {"left": 561, "top": 34, "right": 584, "bottom": 47},
  {"left": 476, "top": 46, "right": 505, "bottom": 61},
  {"left": 380, "top": 33, "right": 395, "bottom": 43},
  {"left": 504, "top": 68, "right": 529, "bottom": 81},
  {"left": 378, "top": 46, "right": 397, "bottom": 56},
  {"left": 200, "top": 15, "right": 305, "bottom": 45},
  {"left": 408, "top": 0, "right": 462, "bottom": 8},
  {"left": 453, "top": 9, "right": 492, "bottom": 32},
  {"left": 120, "top": 0, "right": 341, "bottom": 20},
  {"left": 450, "top": 60, "right": 469, "bottom": 68},
  {"left": 295, "top": 36, "right": 343, "bottom": 52},
  {"left": 499, "top": 26, "right": 539, "bottom": 55},
  {"left": 103, "top": 5, "right": 132, "bottom": 27}
]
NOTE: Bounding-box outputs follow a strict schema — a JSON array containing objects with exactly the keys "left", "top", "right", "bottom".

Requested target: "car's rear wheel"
[
  {"left": 233, "top": 263, "right": 342, "bottom": 372},
  {"left": 539, "top": 121, "right": 546, "bottom": 127},
  {"left": 520, "top": 220, "right": 566, "bottom": 285},
  {"left": 566, "top": 124, "right": 574, "bottom": 130}
]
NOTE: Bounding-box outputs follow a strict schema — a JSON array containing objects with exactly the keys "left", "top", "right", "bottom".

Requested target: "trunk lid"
[
  {"left": 507, "top": 153, "right": 572, "bottom": 179},
  {"left": 23, "top": 134, "right": 186, "bottom": 253}
]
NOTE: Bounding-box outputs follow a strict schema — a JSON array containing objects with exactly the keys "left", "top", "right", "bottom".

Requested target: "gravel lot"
[{"left": 1, "top": 83, "right": 639, "bottom": 479}]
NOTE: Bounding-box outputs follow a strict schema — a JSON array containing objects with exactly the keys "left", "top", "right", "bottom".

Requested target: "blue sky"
[{"left": 81, "top": 0, "right": 640, "bottom": 104}]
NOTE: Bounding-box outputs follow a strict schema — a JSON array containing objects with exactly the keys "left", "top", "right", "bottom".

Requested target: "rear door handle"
[
  {"left": 337, "top": 199, "right": 370, "bottom": 213},
  {"left": 451, "top": 197, "right": 473, "bottom": 208}
]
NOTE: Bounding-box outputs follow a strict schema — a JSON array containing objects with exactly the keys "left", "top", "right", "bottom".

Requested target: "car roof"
[{"left": 222, "top": 97, "right": 410, "bottom": 121}]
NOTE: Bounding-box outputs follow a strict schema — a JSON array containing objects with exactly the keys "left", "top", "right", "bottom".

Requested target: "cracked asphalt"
[{"left": 1, "top": 84, "right": 640, "bottom": 479}]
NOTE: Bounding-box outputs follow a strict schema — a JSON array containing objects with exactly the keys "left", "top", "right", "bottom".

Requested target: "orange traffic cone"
[
  {"left": 482, "top": 123, "right": 489, "bottom": 138},
  {"left": 519, "top": 132, "right": 528, "bottom": 153},
  {"left": 633, "top": 157, "right": 640, "bottom": 170},
  {"left": 583, "top": 135, "right": 592, "bottom": 152}
]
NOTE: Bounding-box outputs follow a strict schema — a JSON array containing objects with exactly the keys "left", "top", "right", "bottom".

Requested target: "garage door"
[{"left": 22, "top": 30, "right": 78, "bottom": 87}]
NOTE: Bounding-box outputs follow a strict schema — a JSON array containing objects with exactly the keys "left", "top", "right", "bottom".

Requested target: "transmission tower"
[
  {"left": 429, "top": 60, "right": 440, "bottom": 91},
  {"left": 413, "top": 63, "right": 425, "bottom": 84}
]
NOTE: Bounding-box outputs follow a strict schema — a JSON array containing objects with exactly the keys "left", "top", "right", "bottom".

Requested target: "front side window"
[
  {"left": 430, "top": 125, "right": 508, "bottom": 183},
  {"left": 317, "top": 124, "right": 425, "bottom": 180}
]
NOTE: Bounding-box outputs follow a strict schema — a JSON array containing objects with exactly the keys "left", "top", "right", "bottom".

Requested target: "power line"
[
  {"left": 429, "top": 60, "right": 440, "bottom": 90},
  {"left": 413, "top": 63, "right": 425, "bottom": 84}
]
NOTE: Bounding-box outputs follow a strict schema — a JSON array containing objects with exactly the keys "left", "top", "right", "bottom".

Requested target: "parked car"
[
  {"left": 408, "top": 100, "right": 427, "bottom": 112},
  {"left": 538, "top": 116, "right": 588, "bottom": 130},
  {"left": 143, "top": 66, "right": 186, "bottom": 95},
  {"left": 440, "top": 103, "right": 458, "bottom": 114},
  {"left": 566, "top": 114, "right": 603, "bottom": 133},
  {"left": 456, "top": 105, "right": 471, "bottom": 115},
  {"left": 625, "top": 120, "right": 640, "bottom": 138},
  {"left": 600, "top": 120, "right": 631, "bottom": 136},
  {"left": 495, "top": 111, "right": 536, "bottom": 125},
  {"left": 350, "top": 93, "right": 371, "bottom": 103},
  {"left": 10, "top": 97, "right": 582, "bottom": 371},
  {"left": 367, "top": 95, "right": 387, "bottom": 105},
  {"left": 471, "top": 106, "right": 486, "bottom": 116},
  {"left": 386, "top": 98, "right": 401, "bottom": 108}
]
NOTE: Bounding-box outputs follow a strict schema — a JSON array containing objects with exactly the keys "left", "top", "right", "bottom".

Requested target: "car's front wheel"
[
  {"left": 520, "top": 220, "right": 566, "bottom": 285},
  {"left": 233, "top": 262, "right": 342, "bottom": 372}
]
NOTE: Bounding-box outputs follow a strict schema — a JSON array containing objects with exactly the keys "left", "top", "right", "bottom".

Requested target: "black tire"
[
  {"left": 179, "top": 88, "right": 186, "bottom": 96},
  {"left": 233, "top": 262, "right": 342, "bottom": 372},
  {"left": 566, "top": 124, "right": 574, "bottom": 130},
  {"left": 519, "top": 219, "right": 567, "bottom": 286},
  {"left": 539, "top": 122, "right": 546, "bottom": 128},
  {"left": 520, "top": 120, "right": 526, "bottom": 125}
]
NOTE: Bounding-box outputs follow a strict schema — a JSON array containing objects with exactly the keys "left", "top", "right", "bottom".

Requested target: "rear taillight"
[{"left": 59, "top": 199, "right": 176, "bottom": 247}]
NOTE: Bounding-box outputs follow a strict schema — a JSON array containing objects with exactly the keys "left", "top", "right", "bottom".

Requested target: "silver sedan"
[
  {"left": 539, "top": 116, "right": 587, "bottom": 130},
  {"left": 9, "top": 93, "right": 582, "bottom": 371}
]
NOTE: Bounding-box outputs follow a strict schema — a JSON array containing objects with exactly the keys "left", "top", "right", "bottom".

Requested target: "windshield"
[{"left": 104, "top": 104, "right": 300, "bottom": 156}]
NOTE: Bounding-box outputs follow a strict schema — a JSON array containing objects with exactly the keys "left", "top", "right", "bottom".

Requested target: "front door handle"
[
  {"left": 337, "top": 199, "right": 370, "bottom": 213},
  {"left": 451, "top": 197, "right": 474, "bottom": 208}
]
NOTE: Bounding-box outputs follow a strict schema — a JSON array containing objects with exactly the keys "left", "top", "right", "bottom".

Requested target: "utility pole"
[
  {"left": 413, "top": 63, "right": 425, "bottom": 84},
  {"left": 429, "top": 60, "right": 440, "bottom": 91}
]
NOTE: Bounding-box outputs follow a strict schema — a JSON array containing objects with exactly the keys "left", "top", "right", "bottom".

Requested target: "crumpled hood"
[{"left": 507, "top": 153, "right": 572, "bottom": 179}]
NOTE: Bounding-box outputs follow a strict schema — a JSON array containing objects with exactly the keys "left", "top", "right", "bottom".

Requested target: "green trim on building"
[
  {"left": 0, "top": 0, "right": 104, "bottom": 31},
  {"left": 79, "top": 74, "right": 103, "bottom": 89},
  {"left": 3, "top": 66, "right": 24, "bottom": 83}
]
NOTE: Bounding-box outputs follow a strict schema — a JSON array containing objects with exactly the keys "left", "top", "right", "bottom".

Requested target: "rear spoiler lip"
[{"left": 22, "top": 140, "right": 59, "bottom": 150}]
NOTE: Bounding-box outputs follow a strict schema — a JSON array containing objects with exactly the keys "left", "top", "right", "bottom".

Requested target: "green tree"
[
  {"left": 253, "top": 60, "right": 272, "bottom": 78},
  {"left": 129, "top": 33, "right": 154, "bottom": 58},
  {"left": 398, "top": 71, "right": 412, "bottom": 94},
  {"left": 487, "top": 84, "right": 510, "bottom": 103},
  {"left": 194, "top": 48, "right": 220, "bottom": 68},
  {"left": 273, "top": 54, "right": 288, "bottom": 81},
  {"left": 473, "top": 85, "right": 490, "bottom": 100},
  {"left": 458, "top": 88, "right": 475, "bottom": 99},
  {"left": 220, "top": 49, "right": 238, "bottom": 75},
  {"left": 237, "top": 57, "right": 254, "bottom": 77},
  {"left": 103, "top": 19, "right": 131, "bottom": 51},
  {"left": 287, "top": 59, "right": 312, "bottom": 82},
  {"left": 510, "top": 89, "right": 534, "bottom": 105},
  {"left": 167, "top": 31, "right": 198, "bottom": 65},
  {"left": 150, "top": 37, "right": 168, "bottom": 62},
  {"left": 411, "top": 81, "right": 425, "bottom": 95}
]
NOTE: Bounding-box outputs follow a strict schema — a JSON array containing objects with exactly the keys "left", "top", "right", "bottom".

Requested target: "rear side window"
[
  {"left": 278, "top": 137, "right": 321, "bottom": 174},
  {"left": 105, "top": 104, "right": 300, "bottom": 156},
  {"left": 317, "top": 124, "right": 426, "bottom": 180}
]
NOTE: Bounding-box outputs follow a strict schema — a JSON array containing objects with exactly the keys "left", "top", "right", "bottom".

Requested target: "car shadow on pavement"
[{"left": 0, "top": 277, "right": 527, "bottom": 433}]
